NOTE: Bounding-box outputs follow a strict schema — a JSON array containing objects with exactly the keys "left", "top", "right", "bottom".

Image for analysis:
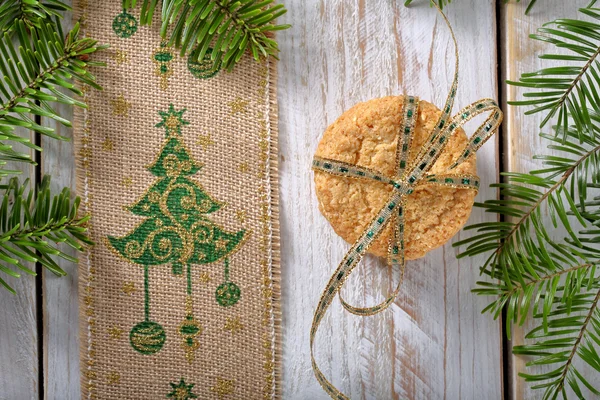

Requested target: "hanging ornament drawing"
[
  {"left": 107, "top": 104, "right": 249, "bottom": 361},
  {"left": 188, "top": 47, "right": 221, "bottom": 80},
  {"left": 179, "top": 294, "right": 202, "bottom": 363},
  {"left": 153, "top": 42, "right": 175, "bottom": 90},
  {"left": 112, "top": 9, "right": 138, "bottom": 38},
  {"left": 216, "top": 258, "right": 241, "bottom": 307}
]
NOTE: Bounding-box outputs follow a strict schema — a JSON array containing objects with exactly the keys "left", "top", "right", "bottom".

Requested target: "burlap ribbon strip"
[
  {"left": 74, "top": 1, "right": 281, "bottom": 398},
  {"left": 310, "top": 6, "right": 503, "bottom": 399}
]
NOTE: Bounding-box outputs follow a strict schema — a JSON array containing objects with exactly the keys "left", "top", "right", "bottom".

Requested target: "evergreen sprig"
[
  {"left": 507, "top": 5, "right": 600, "bottom": 136},
  {"left": 0, "top": 0, "right": 70, "bottom": 35},
  {"left": 0, "top": 20, "right": 106, "bottom": 180},
  {"left": 0, "top": 176, "right": 92, "bottom": 294},
  {"left": 122, "top": 0, "right": 291, "bottom": 72},
  {"left": 455, "top": 5, "right": 600, "bottom": 398}
]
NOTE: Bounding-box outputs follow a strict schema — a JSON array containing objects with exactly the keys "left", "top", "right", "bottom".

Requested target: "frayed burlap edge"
[{"left": 265, "top": 55, "right": 282, "bottom": 399}]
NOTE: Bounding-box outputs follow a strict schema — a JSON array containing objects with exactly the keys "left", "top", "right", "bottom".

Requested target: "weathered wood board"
[
  {"left": 278, "top": 1, "right": 501, "bottom": 398},
  {"left": 501, "top": 1, "right": 598, "bottom": 399},
  {"left": 6, "top": 0, "right": 598, "bottom": 399},
  {"left": 0, "top": 39, "right": 38, "bottom": 400}
]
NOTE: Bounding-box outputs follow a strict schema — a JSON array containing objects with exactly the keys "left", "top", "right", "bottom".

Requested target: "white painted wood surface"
[
  {"left": 0, "top": 154, "right": 38, "bottom": 400},
  {"left": 0, "top": 40, "right": 39, "bottom": 400},
  {"left": 4, "top": 0, "right": 597, "bottom": 399},
  {"left": 278, "top": 1, "right": 501, "bottom": 399},
  {"left": 41, "top": 67, "right": 81, "bottom": 399}
]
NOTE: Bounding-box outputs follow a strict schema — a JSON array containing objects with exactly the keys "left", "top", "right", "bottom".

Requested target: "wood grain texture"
[
  {"left": 501, "top": 1, "right": 598, "bottom": 399},
  {"left": 277, "top": 1, "right": 502, "bottom": 398},
  {"left": 41, "top": 77, "right": 82, "bottom": 400},
  {"left": 30, "top": 4, "right": 81, "bottom": 398},
  {"left": 0, "top": 132, "right": 38, "bottom": 399},
  {"left": 18, "top": 1, "right": 505, "bottom": 399}
]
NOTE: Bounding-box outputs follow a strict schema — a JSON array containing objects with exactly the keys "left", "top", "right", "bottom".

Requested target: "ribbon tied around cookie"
[{"left": 309, "top": 5, "right": 504, "bottom": 400}]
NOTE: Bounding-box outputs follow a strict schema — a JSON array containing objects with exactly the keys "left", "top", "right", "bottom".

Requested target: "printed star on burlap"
[
  {"left": 112, "top": 49, "right": 128, "bottom": 65},
  {"left": 223, "top": 316, "right": 244, "bottom": 334},
  {"left": 167, "top": 378, "right": 198, "bottom": 400},
  {"left": 107, "top": 325, "right": 123, "bottom": 339},
  {"left": 101, "top": 138, "right": 114, "bottom": 151},
  {"left": 236, "top": 210, "right": 247, "bottom": 224},
  {"left": 210, "top": 377, "right": 234, "bottom": 399},
  {"left": 196, "top": 133, "right": 215, "bottom": 150},
  {"left": 199, "top": 271, "right": 211, "bottom": 285},
  {"left": 228, "top": 96, "right": 249, "bottom": 115},
  {"left": 122, "top": 281, "right": 136, "bottom": 295},
  {"left": 111, "top": 93, "right": 131, "bottom": 117}
]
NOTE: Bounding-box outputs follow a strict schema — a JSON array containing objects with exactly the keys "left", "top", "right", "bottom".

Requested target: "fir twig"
[
  {"left": 0, "top": 20, "right": 107, "bottom": 180},
  {"left": 507, "top": 6, "right": 600, "bottom": 134},
  {"left": 0, "top": 176, "right": 92, "bottom": 294},
  {"left": 0, "top": 0, "right": 70, "bottom": 35},
  {"left": 123, "top": 0, "right": 291, "bottom": 72}
]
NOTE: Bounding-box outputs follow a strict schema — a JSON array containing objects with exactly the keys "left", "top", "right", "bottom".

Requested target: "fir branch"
[
  {"left": 0, "top": 0, "right": 70, "bottom": 35},
  {"left": 0, "top": 20, "right": 107, "bottom": 179},
  {"left": 0, "top": 176, "right": 92, "bottom": 294},
  {"left": 507, "top": 6, "right": 600, "bottom": 135},
  {"left": 513, "top": 284, "right": 600, "bottom": 398},
  {"left": 123, "top": 0, "right": 291, "bottom": 72}
]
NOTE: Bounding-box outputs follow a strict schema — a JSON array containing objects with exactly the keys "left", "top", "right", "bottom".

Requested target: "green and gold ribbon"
[{"left": 310, "top": 5, "right": 504, "bottom": 399}]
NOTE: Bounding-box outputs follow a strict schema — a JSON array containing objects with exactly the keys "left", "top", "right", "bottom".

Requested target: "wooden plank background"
[
  {"left": 0, "top": 0, "right": 597, "bottom": 399},
  {"left": 500, "top": 1, "right": 596, "bottom": 399}
]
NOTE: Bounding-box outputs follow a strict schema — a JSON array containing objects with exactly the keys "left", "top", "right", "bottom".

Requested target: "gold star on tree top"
[
  {"left": 167, "top": 378, "right": 198, "bottom": 400},
  {"left": 156, "top": 104, "right": 190, "bottom": 137}
]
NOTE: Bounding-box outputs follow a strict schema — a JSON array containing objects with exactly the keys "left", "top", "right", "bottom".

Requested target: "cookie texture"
[{"left": 314, "top": 96, "right": 477, "bottom": 260}]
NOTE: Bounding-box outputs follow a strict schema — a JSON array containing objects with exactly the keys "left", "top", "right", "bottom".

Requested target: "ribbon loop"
[{"left": 309, "top": 5, "right": 503, "bottom": 399}]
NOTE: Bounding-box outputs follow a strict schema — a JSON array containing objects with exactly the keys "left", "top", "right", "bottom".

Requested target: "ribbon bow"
[{"left": 309, "top": 6, "right": 503, "bottom": 400}]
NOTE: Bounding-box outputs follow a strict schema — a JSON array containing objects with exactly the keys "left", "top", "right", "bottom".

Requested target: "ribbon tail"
[
  {"left": 338, "top": 205, "right": 408, "bottom": 316},
  {"left": 310, "top": 191, "right": 402, "bottom": 399}
]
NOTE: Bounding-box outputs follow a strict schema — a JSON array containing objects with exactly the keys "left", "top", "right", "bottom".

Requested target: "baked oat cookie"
[{"left": 314, "top": 96, "right": 477, "bottom": 260}]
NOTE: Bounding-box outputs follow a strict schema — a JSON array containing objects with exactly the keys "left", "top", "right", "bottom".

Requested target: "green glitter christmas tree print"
[
  {"left": 112, "top": 10, "right": 138, "bottom": 38},
  {"left": 167, "top": 378, "right": 198, "bottom": 400},
  {"left": 107, "top": 104, "right": 249, "bottom": 361}
]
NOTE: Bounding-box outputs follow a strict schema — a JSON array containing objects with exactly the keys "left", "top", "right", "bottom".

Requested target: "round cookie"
[{"left": 314, "top": 96, "right": 477, "bottom": 260}]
